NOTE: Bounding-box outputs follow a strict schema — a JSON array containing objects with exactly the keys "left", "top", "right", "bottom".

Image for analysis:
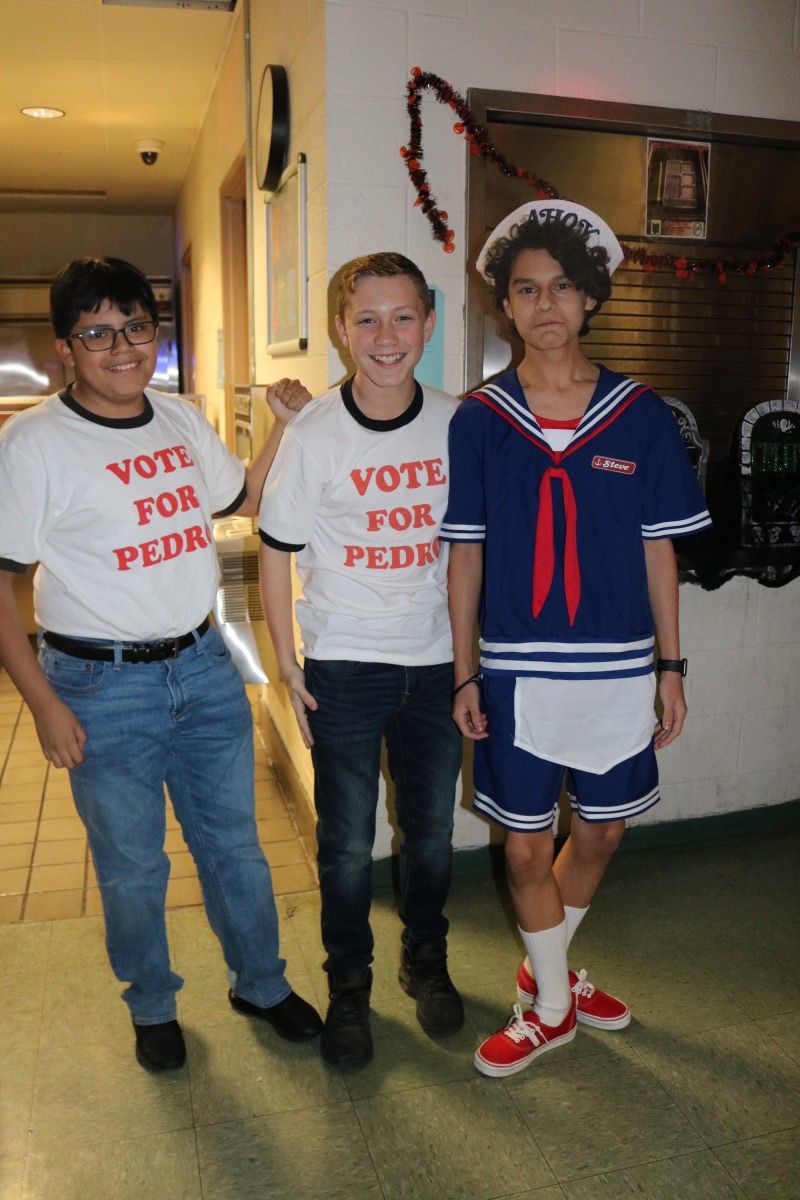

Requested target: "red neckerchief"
[
  {"left": 472, "top": 382, "right": 648, "bottom": 624},
  {"left": 532, "top": 416, "right": 580, "bottom": 622}
]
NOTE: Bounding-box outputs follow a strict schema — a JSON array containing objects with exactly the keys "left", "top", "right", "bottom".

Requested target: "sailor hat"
[{"left": 476, "top": 199, "right": 624, "bottom": 278}]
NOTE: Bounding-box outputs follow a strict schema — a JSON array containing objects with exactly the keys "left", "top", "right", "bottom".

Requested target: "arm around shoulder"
[{"left": 235, "top": 379, "right": 313, "bottom": 516}]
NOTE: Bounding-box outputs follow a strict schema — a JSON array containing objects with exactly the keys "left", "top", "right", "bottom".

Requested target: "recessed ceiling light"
[{"left": 21, "top": 106, "right": 65, "bottom": 120}]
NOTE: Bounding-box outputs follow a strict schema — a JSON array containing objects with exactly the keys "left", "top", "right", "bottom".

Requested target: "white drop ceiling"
[{"left": 0, "top": 0, "right": 239, "bottom": 213}]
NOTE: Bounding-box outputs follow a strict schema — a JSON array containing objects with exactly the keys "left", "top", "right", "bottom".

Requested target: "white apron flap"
[{"left": 513, "top": 673, "right": 657, "bottom": 775}]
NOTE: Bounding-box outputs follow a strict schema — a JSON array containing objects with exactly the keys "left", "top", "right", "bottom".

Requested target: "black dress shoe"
[
  {"left": 133, "top": 1020, "right": 186, "bottom": 1071},
  {"left": 228, "top": 988, "right": 323, "bottom": 1041}
]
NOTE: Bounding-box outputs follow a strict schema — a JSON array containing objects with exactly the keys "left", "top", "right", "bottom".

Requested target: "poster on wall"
[
  {"left": 266, "top": 153, "right": 308, "bottom": 355},
  {"left": 645, "top": 138, "right": 710, "bottom": 239},
  {"left": 415, "top": 287, "right": 444, "bottom": 390}
]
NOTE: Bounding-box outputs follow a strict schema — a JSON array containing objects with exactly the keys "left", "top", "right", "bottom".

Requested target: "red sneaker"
[
  {"left": 474, "top": 999, "right": 577, "bottom": 1078},
  {"left": 516, "top": 959, "right": 631, "bottom": 1030}
]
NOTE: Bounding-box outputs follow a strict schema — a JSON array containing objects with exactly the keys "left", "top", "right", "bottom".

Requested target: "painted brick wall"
[{"left": 324, "top": 0, "right": 800, "bottom": 846}]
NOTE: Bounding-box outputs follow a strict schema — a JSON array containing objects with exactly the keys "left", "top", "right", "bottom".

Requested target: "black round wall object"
[{"left": 255, "top": 64, "right": 290, "bottom": 193}]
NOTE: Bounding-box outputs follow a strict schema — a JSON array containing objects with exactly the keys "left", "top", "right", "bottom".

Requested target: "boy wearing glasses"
[{"left": 0, "top": 256, "right": 322, "bottom": 1071}]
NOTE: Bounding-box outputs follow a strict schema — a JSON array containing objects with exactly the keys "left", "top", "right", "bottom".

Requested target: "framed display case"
[{"left": 265, "top": 153, "right": 308, "bottom": 356}]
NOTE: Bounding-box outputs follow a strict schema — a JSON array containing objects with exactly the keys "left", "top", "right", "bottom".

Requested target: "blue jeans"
[
  {"left": 304, "top": 659, "right": 462, "bottom": 977},
  {"left": 40, "top": 626, "right": 289, "bottom": 1024}
]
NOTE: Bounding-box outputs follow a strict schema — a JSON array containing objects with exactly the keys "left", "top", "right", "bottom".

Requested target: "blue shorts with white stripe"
[{"left": 473, "top": 677, "right": 659, "bottom": 832}]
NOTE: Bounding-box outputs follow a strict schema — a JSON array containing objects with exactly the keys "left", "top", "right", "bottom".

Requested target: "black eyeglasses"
[{"left": 67, "top": 320, "right": 159, "bottom": 352}]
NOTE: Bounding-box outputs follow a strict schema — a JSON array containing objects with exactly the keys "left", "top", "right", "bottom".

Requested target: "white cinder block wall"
[{"left": 323, "top": 0, "right": 800, "bottom": 849}]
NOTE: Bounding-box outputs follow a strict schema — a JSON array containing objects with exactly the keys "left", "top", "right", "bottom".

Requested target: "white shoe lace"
[
  {"left": 571, "top": 968, "right": 596, "bottom": 999},
  {"left": 503, "top": 1003, "right": 544, "bottom": 1047}
]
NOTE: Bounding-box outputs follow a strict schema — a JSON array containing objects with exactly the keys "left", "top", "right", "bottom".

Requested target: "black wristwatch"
[{"left": 656, "top": 658, "right": 687, "bottom": 676}]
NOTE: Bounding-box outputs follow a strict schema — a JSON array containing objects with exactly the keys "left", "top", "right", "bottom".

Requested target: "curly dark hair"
[{"left": 483, "top": 217, "right": 613, "bottom": 336}]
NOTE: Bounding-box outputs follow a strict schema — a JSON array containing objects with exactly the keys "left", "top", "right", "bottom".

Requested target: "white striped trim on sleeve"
[
  {"left": 642, "top": 510, "right": 711, "bottom": 538},
  {"left": 440, "top": 522, "right": 486, "bottom": 542}
]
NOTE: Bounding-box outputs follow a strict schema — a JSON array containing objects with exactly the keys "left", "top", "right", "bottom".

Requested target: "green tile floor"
[{"left": 3, "top": 828, "right": 799, "bottom": 1199}]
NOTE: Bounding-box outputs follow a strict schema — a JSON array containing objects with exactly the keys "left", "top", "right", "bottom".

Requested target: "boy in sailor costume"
[{"left": 442, "top": 201, "right": 711, "bottom": 1076}]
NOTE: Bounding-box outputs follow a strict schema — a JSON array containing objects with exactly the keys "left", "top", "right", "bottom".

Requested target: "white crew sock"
[
  {"left": 518, "top": 919, "right": 570, "bottom": 1027},
  {"left": 564, "top": 904, "right": 589, "bottom": 949}
]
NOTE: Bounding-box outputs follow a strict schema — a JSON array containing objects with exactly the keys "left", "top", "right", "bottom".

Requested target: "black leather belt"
[{"left": 43, "top": 617, "right": 210, "bottom": 663}]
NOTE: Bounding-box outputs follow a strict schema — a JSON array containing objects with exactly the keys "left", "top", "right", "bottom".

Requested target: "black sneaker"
[
  {"left": 399, "top": 944, "right": 464, "bottom": 1036},
  {"left": 133, "top": 1019, "right": 186, "bottom": 1071},
  {"left": 320, "top": 969, "right": 373, "bottom": 1071}
]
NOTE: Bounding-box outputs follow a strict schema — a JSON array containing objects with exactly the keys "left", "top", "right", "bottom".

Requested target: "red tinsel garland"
[
  {"left": 400, "top": 67, "right": 559, "bottom": 254},
  {"left": 401, "top": 67, "right": 800, "bottom": 282}
]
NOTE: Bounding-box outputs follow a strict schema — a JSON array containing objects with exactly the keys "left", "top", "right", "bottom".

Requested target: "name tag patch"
[{"left": 592, "top": 455, "right": 636, "bottom": 475}]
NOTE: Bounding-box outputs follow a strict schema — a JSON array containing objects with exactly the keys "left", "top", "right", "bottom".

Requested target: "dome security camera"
[{"left": 135, "top": 139, "right": 164, "bottom": 166}]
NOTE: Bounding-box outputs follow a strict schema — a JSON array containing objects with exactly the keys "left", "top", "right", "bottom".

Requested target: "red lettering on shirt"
[
  {"left": 132, "top": 484, "right": 200, "bottom": 527},
  {"left": 350, "top": 467, "right": 374, "bottom": 496},
  {"left": 342, "top": 538, "right": 440, "bottom": 570},
  {"left": 105, "top": 445, "right": 195, "bottom": 485},
  {"left": 350, "top": 459, "right": 447, "bottom": 496},
  {"left": 110, "top": 521, "right": 213, "bottom": 571},
  {"left": 364, "top": 503, "right": 436, "bottom": 533}
]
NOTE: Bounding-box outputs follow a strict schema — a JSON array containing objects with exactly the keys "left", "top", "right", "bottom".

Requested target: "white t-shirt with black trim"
[
  {"left": 259, "top": 379, "right": 458, "bottom": 665},
  {"left": 0, "top": 388, "right": 245, "bottom": 640}
]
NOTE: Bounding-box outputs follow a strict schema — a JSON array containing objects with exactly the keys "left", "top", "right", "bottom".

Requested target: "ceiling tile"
[
  {"left": 0, "top": 58, "right": 105, "bottom": 101},
  {"left": 0, "top": 0, "right": 237, "bottom": 212},
  {"left": 0, "top": 148, "right": 109, "bottom": 191},
  {"left": 0, "top": 1, "right": 103, "bottom": 60},
  {"left": 102, "top": 58, "right": 214, "bottom": 103},
  {"left": 99, "top": 6, "right": 233, "bottom": 63}
]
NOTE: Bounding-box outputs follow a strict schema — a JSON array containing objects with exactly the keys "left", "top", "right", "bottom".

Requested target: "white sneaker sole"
[
  {"left": 474, "top": 1023, "right": 576, "bottom": 1078},
  {"left": 516, "top": 984, "right": 631, "bottom": 1031}
]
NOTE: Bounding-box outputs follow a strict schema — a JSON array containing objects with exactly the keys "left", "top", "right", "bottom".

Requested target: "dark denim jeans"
[{"left": 304, "top": 659, "right": 462, "bottom": 977}]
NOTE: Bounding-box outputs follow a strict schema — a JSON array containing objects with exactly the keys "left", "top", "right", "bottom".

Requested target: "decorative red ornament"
[
  {"left": 401, "top": 68, "right": 559, "bottom": 255},
  {"left": 403, "top": 70, "right": 800, "bottom": 271}
]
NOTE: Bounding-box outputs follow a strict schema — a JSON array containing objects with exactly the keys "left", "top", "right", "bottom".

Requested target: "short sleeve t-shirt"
[
  {"left": 259, "top": 379, "right": 459, "bottom": 665},
  {"left": 0, "top": 388, "right": 244, "bottom": 640}
]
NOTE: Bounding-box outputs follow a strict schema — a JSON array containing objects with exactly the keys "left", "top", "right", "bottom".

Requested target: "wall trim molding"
[
  {"left": 370, "top": 797, "right": 800, "bottom": 891},
  {"left": 258, "top": 697, "right": 799, "bottom": 891},
  {"left": 257, "top": 695, "right": 317, "bottom": 850}
]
